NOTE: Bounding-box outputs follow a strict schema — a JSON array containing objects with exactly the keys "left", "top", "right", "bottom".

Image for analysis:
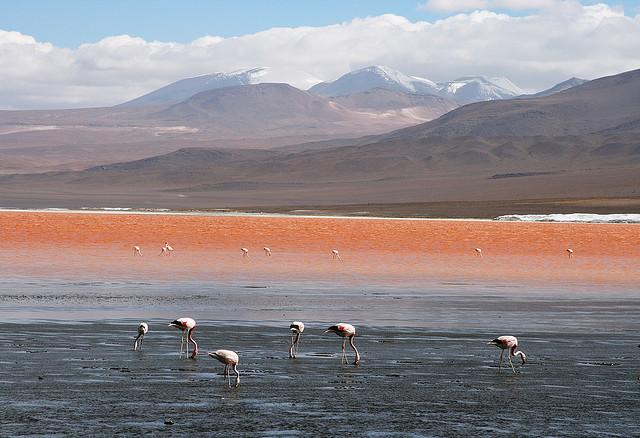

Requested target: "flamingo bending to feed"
[
  {"left": 331, "top": 249, "right": 341, "bottom": 260},
  {"left": 263, "top": 247, "right": 272, "bottom": 256},
  {"left": 474, "top": 248, "right": 483, "bottom": 257},
  {"left": 209, "top": 350, "right": 240, "bottom": 387},
  {"left": 133, "top": 246, "right": 143, "bottom": 256},
  {"left": 488, "top": 335, "right": 526, "bottom": 373},
  {"left": 241, "top": 248, "right": 249, "bottom": 258},
  {"left": 168, "top": 318, "right": 198, "bottom": 358},
  {"left": 566, "top": 248, "right": 574, "bottom": 258},
  {"left": 133, "top": 322, "right": 148, "bottom": 351},
  {"left": 289, "top": 321, "right": 305, "bottom": 358},
  {"left": 325, "top": 323, "right": 360, "bottom": 365},
  {"left": 159, "top": 242, "right": 174, "bottom": 256}
]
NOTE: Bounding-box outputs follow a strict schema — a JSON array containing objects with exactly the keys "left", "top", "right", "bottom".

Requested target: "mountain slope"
[
  {"left": 523, "top": 77, "right": 588, "bottom": 98},
  {"left": 329, "top": 88, "right": 457, "bottom": 122},
  {"left": 119, "top": 68, "right": 269, "bottom": 107}
]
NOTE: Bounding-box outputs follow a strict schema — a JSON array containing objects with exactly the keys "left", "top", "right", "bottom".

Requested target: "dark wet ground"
[{"left": 1, "top": 279, "right": 639, "bottom": 436}]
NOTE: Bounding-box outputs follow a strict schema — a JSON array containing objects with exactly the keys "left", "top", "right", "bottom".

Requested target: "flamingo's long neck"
[
  {"left": 511, "top": 346, "right": 525, "bottom": 362},
  {"left": 349, "top": 336, "right": 360, "bottom": 365},
  {"left": 188, "top": 329, "right": 198, "bottom": 358}
]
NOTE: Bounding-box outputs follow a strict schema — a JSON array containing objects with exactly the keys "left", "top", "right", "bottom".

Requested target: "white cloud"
[
  {"left": 419, "top": 0, "right": 488, "bottom": 12},
  {"left": 0, "top": 2, "right": 639, "bottom": 109}
]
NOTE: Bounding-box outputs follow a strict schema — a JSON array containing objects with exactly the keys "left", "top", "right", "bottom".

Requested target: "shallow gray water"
[{"left": 1, "top": 278, "right": 639, "bottom": 436}]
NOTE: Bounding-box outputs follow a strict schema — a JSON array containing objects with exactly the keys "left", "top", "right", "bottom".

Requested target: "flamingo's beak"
[
  {"left": 487, "top": 341, "right": 497, "bottom": 345},
  {"left": 323, "top": 329, "right": 331, "bottom": 334}
]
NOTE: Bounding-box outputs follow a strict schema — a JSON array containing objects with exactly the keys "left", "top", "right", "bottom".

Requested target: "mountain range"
[
  {"left": 309, "top": 65, "right": 524, "bottom": 103},
  {"left": 0, "top": 67, "right": 638, "bottom": 213}
]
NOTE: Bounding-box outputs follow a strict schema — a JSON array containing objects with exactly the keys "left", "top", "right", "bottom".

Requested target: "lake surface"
[{"left": 1, "top": 278, "right": 639, "bottom": 436}]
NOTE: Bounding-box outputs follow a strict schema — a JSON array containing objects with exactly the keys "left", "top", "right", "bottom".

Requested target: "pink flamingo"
[
  {"left": 325, "top": 323, "right": 360, "bottom": 365},
  {"left": 133, "top": 322, "right": 148, "bottom": 351},
  {"left": 159, "top": 242, "right": 174, "bottom": 256},
  {"left": 289, "top": 321, "right": 305, "bottom": 358},
  {"left": 168, "top": 318, "right": 198, "bottom": 358},
  {"left": 209, "top": 350, "right": 240, "bottom": 387},
  {"left": 241, "top": 248, "right": 249, "bottom": 258},
  {"left": 132, "top": 245, "right": 143, "bottom": 256},
  {"left": 263, "top": 247, "right": 272, "bottom": 256},
  {"left": 331, "top": 249, "right": 341, "bottom": 260},
  {"left": 474, "top": 248, "right": 483, "bottom": 257},
  {"left": 566, "top": 248, "right": 574, "bottom": 258},
  {"left": 488, "top": 335, "right": 527, "bottom": 373}
]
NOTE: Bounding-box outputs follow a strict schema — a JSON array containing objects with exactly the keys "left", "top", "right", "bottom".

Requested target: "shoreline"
[{"left": 0, "top": 207, "right": 638, "bottom": 225}]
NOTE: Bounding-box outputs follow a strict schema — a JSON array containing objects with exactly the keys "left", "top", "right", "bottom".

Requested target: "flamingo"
[
  {"left": 566, "top": 248, "right": 574, "bottom": 258},
  {"left": 474, "top": 248, "right": 483, "bottom": 257},
  {"left": 487, "top": 335, "right": 527, "bottom": 373},
  {"left": 331, "top": 249, "right": 341, "bottom": 260},
  {"left": 159, "top": 242, "right": 174, "bottom": 256},
  {"left": 209, "top": 350, "right": 240, "bottom": 387},
  {"left": 168, "top": 318, "right": 198, "bottom": 359},
  {"left": 241, "top": 248, "right": 249, "bottom": 258},
  {"left": 263, "top": 247, "right": 272, "bottom": 256},
  {"left": 133, "top": 322, "right": 148, "bottom": 351},
  {"left": 325, "top": 323, "right": 360, "bottom": 365},
  {"left": 289, "top": 321, "right": 305, "bottom": 358},
  {"left": 133, "top": 245, "right": 143, "bottom": 256}
]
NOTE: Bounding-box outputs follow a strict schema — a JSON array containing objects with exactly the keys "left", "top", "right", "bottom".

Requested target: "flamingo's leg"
[
  {"left": 508, "top": 354, "right": 516, "bottom": 373},
  {"left": 341, "top": 338, "right": 347, "bottom": 364},
  {"left": 289, "top": 335, "right": 295, "bottom": 358},
  {"left": 498, "top": 350, "right": 503, "bottom": 373}
]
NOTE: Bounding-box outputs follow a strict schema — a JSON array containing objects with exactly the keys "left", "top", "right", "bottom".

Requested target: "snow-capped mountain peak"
[
  {"left": 119, "top": 67, "right": 270, "bottom": 107},
  {"left": 309, "top": 65, "right": 439, "bottom": 97},
  {"left": 437, "top": 76, "right": 524, "bottom": 103}
]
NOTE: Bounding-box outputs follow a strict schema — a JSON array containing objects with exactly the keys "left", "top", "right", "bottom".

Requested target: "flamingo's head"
[
  {"left": 519, "top": 352, "right": 527, "bottom": 364},
  {"left": 324, "top": 325, "right": 339, "bottom": 335},
  {"left": 487, "top": 338, "right": 500, "bottom": 346}
]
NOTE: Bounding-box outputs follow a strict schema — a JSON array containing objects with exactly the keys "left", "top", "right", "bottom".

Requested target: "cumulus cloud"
[
  {"left": 419, "top": 0, "right": 576, "bottom": 13},
  {"left": 0, "top": 1, "right": 639, "bottom": 109}
]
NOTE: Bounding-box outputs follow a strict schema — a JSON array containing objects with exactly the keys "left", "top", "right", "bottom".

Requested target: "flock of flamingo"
[
  {"left": 134, "top": 242, "right": 576, "bottom": 259},
  {"left": 127, "top": 240, "right": 567, "bottom": 387},
  {"left": 132, "top": 316, "right": 525, "bottom": 388}
]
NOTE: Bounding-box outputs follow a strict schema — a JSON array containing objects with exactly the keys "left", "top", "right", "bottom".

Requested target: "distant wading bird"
[
  {"left": 209, "top": 350, "right": 240, "bottom": 387},
  {"left": 168, "top": 318, "right": 198, "bottom": 359},
  {"left": 241, "top": 248, "right": 249, "bottom": 258},
  {"left": 263, "top": 247, "right": 272, "bottom": 256},
  {"left": 474, "top": 248, "right": 483, "bottom": 257},
  {"left": 133, "top": 322, "right": 148, "bottom": 351},
  {"left": 159, "top": 242, "right": 174, "bottom": 256},
  {"left": 331, "top": 249, "right": 341, "bottom": 260},
  {"left": 325, "top": 323, "right": 360, "bottom": 365},
  {"left": 133, "top": 245, "right": 143, "bottom": 256},
  {"left": 289, "top": 321, "right": 305, "bottom": 358},
  {"left": 487, "top": 335, "right": 526, "bottom": 373},
  {"left": 566, "top": 248, "right": 574, "bottom": 258}
]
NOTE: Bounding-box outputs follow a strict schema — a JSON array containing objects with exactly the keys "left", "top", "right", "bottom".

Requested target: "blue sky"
[{"left": 2, "top": 0, "right": 638, "bottom": 47}]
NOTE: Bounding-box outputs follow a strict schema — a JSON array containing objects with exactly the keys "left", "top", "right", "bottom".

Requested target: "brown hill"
[
  {"left": 0, "top": 84, "right": 454, "bottom": 175},
  {"left": 384, "top": 69, "right": 640, "bottom": 139}
]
